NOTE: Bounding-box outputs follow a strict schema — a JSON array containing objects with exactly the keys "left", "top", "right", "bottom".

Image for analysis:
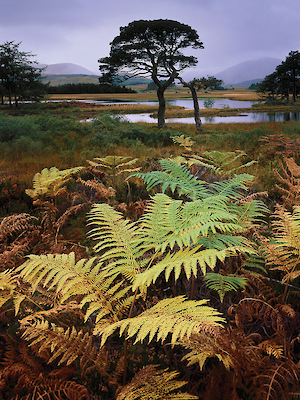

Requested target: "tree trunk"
[
  {"left": 156, "top": 86, "right": 166, "bottom": 128},
  {"left": 190, "top": 85, "right": 202, "bottom": 133},
  {"left": 178, "top": 77, "right": 202, "bottom": 133},
  {"left": 292, "top": 68, "right": 296, "bottom": 102}
]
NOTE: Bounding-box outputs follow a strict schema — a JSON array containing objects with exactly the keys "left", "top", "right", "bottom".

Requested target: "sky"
[{"left": 0, "top": 0, "right": 299, "bottom": 77}]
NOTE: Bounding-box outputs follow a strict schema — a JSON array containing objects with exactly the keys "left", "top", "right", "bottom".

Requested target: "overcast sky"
[{"left": 1, "top": 0, "right": 299, "bottom": 76}]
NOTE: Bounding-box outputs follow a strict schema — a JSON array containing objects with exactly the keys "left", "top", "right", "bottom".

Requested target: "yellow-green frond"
[
  {"left": 133, "top": 247, "right": 229, "bottom": 290},
  {"left": 172, "top": 134, "right": 195, "bottom": 151},
  {"left": 88, "top": 203, "right": 144, "bottom": 281},
  {"left": 99, "top": 296, "right": 224, "bottom": 347},
  {"left": 25, "top": 166, "right": 83, "bottom": 199},
  {"left": 17, "top": 252, "right": 131, "bottom": 325},
  {"left": 0, "top": 270, "right": 26, "bottom": 315},
  {"left": 116, "top": 365, "right": 198, "bottom": 400},
  {"left": 188, "top": 150, "right": 257, "bottom": 176}
]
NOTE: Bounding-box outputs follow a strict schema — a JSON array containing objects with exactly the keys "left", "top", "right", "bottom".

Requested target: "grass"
[{"left": 0, "top": 88, "right": 299, "bottom": 190}]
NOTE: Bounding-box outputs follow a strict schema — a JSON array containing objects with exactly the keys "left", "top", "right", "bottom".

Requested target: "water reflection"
[
  {"left": 83, "top": 98, "right": 257, "bottom": 109},
  {"left": 123, "top": 112, "right": 300, "bottom": 124}
]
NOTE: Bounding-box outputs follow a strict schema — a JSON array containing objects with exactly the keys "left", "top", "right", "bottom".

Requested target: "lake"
[
  {"left": 81, "top": 98, "right": 299, "bottom": 124},
  {"left": 123, "top": 111, "right": 300, "bottom": 124},
  {"left": 83, "top": 98, "right": 257, "bottom": 109}
]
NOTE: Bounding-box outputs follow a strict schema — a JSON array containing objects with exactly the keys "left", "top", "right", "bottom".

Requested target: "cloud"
[{"left": 0, "top": 0, "right": 298, "bottom": 73}]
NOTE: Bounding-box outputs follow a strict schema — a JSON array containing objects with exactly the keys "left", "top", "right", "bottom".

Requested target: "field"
[{"left": 1, "top": 88, "right": 300, "bottom": 399}]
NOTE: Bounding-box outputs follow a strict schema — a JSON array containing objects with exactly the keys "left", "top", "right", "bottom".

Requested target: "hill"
[
  {"left": 41, "top": 74, "right": 100, "bottom": 86},
  {"left": 39, "top": 63, "right": 97, "bottom": 76},
  {"left": 215, "top": 57, "right": 281, "bottom": 85}
]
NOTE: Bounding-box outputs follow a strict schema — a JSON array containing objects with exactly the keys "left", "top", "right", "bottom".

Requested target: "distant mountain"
[
  {"left": 41, "top": 74, "right": 100, "bottom": 86},
  {"left": 224, "top": 78, "right": 263, "bottom": 88},
  {"left": 39, "top": 63, "right": 98, "bottom": 76},
  {"left": 215, "top": 57, "right": 281, "bottom": 85}
]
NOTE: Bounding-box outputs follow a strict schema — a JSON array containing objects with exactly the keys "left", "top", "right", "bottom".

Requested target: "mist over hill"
[{"left": 214, "top": 57, "right": 281, "bottom": 85}]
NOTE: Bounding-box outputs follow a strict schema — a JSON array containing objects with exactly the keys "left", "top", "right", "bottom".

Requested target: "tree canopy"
[
  {"left": 257, "top": 51, "right": 300, "bottom": 102},
  {"left": 99, "top": 19, "right": 204, "bottom": 128},
  {"left": 0, "top": 41, "right": 47, "bottom": 107}
]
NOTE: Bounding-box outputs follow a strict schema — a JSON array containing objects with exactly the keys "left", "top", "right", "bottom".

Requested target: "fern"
[
  {"left": 172, "top": 134, "right": 195, "bottom": 151},
  {"left": 188, "top": 150, "right": 257, "bottom": 176},
  {"left": 140, "top": 193, "right": 257, "bottom": 252},
  {"left": 0, "top": 270, "right": 26, "bottom": 315},
  {"left": 17, "top": 253, "right": 133, "bottom": 329},
  {"left": 203, "top": 273, "right": 247, "bottom": 302},
  {"left": 264, "top": 205, "right": 300, "bottom": 284},
  {"left": 21, "top": 317, "right": 110, "bottom": 376},
  {"left": 132, "top": 158, "right": 209, "bottom": 200},
  {"left": 116, "top": 365, "right": 198, "bottom": 400},
  {"left": 25, "top": 166, "right": 83, "bottom": 199},
  {"left": 87, "top": 197, "right": 255, "bottom": 291},
  {"left": 180, "top": 332, "right": 234, "bottom": 370},
  {"left": 88, "top": 203, "right": 145, "bottom": 282},
  {"left": 132, "top": 247, "right": 237, "bottom": 289},
  {"left": 99, "top": 296, "right": 225, "bottom": 347},
  {"left": 88, "top": 155, "right": 140, "bottom": 189},
  {"left": 252, "top": 361, "right": 300, "bottom": 400}
]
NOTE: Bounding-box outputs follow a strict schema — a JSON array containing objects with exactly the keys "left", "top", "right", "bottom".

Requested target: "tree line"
[
  {"left": 256, "top": 51, "right": 300, "bottom": 102},
  {"left": 0, "top": 41, "right": 47, "bottom": 107},
  {"left": 47, "top": 82, "right": 136, "bottom": 94}
]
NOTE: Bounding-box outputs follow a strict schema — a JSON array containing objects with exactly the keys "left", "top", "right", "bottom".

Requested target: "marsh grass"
[{"left": 0, "top": 91, "right": 299, "bottom": 190}]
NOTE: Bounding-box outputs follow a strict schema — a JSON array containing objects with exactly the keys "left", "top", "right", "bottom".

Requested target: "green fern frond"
[
  {"left": 211, "top": 173, "right": 254, "bottom": 199},
  {"left": 140, "top": 193, "right": 254, "bottom": 252},
  {"left": 241, "top": 253, "right": 267, "bottom": 275},
  {"left": 204, "top": 273, "right": 247, "bottom": 302},
  {"left": 189, "top": 150, "right": 257, "bottom": 176},
  {"left": 88, "top": 203, "right": 144, "bottom": 281},
  {"left": 99, "top": 296, "right": 224, "bottom": 347},
  {"left": 131, "top": 158, "right": 209, "bottom": 200},
  {"left": 25, "top": 166, "right": 83, "bottom": 199},
  {"left": 131, "top": 157, "right": 260, "bottom": 212},
  {"left": 116, "top": 365, "right": 198, "bottom": 400}
]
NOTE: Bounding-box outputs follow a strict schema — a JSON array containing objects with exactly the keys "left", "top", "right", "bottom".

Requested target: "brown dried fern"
[
  {"left": 259, "top": 134, "right": 300, "bottom": 158},
  {"left": 252, "top": 361, "right": 300, "bottom": 400},
  {"left": 274, "top": 157, "right": 300, "bottom": 206}
]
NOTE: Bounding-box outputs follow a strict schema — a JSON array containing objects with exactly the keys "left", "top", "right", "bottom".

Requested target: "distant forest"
[{"left": 47, "top": 82, "right": 136, "bottom": 94}]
